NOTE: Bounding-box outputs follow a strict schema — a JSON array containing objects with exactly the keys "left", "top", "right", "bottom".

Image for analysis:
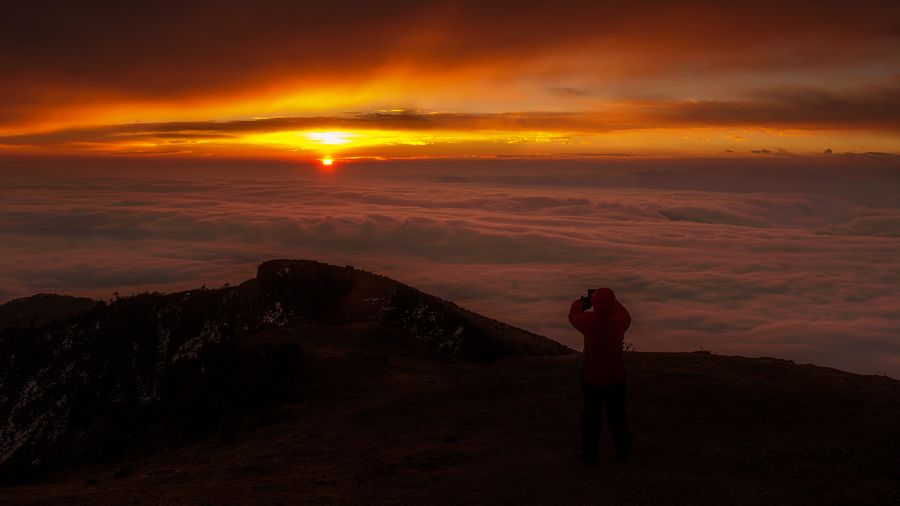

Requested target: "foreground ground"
[{"left": 2, "top": 322, "right": 898, "bottom": 505}]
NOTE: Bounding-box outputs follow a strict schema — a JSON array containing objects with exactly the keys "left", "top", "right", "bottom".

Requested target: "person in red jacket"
[{"left": 569, "top": 287, "right": 632, "bottom": 463}]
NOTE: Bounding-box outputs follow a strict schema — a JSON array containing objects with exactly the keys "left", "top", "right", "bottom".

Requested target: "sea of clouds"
[{"left": 2, "top": 158, "right": 898, "bottom": 377}]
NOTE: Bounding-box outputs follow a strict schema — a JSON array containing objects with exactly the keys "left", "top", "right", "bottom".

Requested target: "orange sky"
[{"left": 1, "top": 1, "right": 898, "bottom": 163}]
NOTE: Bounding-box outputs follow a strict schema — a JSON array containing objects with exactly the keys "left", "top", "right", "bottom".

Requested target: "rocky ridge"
[{"left": 0, "top": 259, "right": 570, "bottom": 483}]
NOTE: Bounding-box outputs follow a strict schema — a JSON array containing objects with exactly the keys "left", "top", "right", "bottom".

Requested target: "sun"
[{"left": 320, "top": 157, "right": 334, "bottom": 166}]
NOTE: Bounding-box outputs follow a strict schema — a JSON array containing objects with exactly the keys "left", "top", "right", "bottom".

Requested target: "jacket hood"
[{"left": 591, "top": 287, "right": 616, "bottom": 311}]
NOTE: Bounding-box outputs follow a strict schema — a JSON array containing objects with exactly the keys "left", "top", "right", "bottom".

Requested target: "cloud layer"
[
  {"left": 4, "top": 86, "right": 900, "bottom": 152},
  {"left": 1, "top": 158, "right": 898, "bottom": 377}
]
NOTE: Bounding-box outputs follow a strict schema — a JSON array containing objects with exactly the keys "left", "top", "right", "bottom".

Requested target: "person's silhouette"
[{"left": 568, "top": 287, "right": 632, "bottom": 463}]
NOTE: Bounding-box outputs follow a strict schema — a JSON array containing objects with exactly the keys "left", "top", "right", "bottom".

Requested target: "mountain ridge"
[
  {"left": 0, "top": 294, "right": 99, "bottom": 329},
  {"left": 0, "top": 259, "right": 569, "bottom": 484},
  {"left": 0, "top": 260, "right": 897, "bottom": 504}
]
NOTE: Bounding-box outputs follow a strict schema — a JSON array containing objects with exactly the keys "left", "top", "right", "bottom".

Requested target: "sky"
[
  {"left": 1, "top": 1, "right": 899, "bottom": 160},
  {"left": 1, "top": 2, "right": 899, "bottom": 377}
]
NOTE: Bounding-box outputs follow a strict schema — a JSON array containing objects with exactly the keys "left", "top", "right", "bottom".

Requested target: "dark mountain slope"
[
  {"left": 0, "top": 260, "right": 898, "bottom": 504},
  {"left": 0, "top": 294, "right": 98, "bottom": 328},
  {"left": 0, "top": 328, "right": 897, "bottom": 505},
  {"left": 0, "top": 260, "right": 569, "bottom": 484}
]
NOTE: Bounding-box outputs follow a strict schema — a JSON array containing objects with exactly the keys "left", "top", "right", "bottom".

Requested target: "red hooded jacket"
[{"left": 568, "top": 288, "right": 631, "bottom": 385}]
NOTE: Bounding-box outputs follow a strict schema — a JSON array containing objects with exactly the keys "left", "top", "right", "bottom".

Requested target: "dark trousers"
[{"left": 581, "top": 381, "right": 631, "bottom": 460}]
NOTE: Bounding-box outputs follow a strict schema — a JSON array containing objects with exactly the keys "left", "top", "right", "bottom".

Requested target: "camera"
[{"left": 581, "top": 288, "right": 597, "bottom": 311}]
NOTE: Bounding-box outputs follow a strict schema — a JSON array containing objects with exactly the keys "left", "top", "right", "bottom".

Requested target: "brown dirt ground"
[{"left": 2, "top": 323, "right": 898, "bottom": 505}]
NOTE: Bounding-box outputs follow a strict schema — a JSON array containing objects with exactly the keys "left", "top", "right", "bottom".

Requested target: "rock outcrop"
[{"left": 0, "top": 260, "right": 570, "bottom": 483}]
